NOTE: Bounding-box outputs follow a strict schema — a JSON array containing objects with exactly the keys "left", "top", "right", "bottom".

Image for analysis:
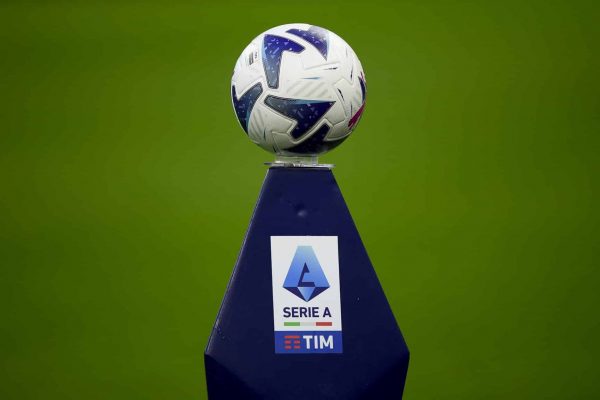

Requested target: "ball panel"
[
  {"left": 247, "top": 103, "right": 292, "bottom": 148},
  {"left": 232, "top": 42, "right": 262, "bottom": 96}
]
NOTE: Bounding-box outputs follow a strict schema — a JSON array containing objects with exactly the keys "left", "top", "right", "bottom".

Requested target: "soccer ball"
[{"left": 231, "top": 23, "right": 367, "bottom": 157}]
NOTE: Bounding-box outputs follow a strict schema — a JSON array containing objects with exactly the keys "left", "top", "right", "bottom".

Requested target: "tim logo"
[
  {"left": 283, "top": 334, "right": 301, "bottom": 350},
  {"left": 283, "top": 246, "right": 330, "bottom": 302}
]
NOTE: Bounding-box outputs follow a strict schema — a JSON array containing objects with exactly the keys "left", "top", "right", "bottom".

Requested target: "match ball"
[{"left": 231, "top": 23, "right": 367, "bottom": 156}]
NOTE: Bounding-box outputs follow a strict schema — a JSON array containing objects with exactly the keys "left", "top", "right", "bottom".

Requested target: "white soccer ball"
[{"left": 231, "top": 23, "right": 367, "bottom": 156}]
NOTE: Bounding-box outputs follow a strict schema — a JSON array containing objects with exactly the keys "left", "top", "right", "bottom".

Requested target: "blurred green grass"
[{"left": 0, "top": 0, "right": 598, "bottom": 398}]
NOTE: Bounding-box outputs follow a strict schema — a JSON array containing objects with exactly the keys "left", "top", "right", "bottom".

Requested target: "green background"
[{"left": 1, "top": 0, "right": 598, "bottom": 398}]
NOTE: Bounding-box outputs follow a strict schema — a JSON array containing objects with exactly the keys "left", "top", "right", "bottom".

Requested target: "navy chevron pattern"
[
  {"left": 264, "top": 95, "right": 335, "bottom": 139},
  {"left": 262, "top": 35, "right": 304, "bottom": 89},
  {"left": 288, "top": 124, "right": 345, "bottom": 154},
  {"left": 286, "top": 26, "right": 329, "bottom": 59},
  {"left": 231, "top": 83, "right": 263, "bottom": 133}
]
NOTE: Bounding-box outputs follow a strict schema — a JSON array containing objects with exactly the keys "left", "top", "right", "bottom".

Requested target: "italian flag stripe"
[{"left": 284, "top": 321, "right": 333, "bottom": 327}]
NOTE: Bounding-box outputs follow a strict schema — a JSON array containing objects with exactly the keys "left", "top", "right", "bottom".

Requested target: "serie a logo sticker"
[{"left": 270, "top": 236, "right": 343, "bottom": 354}]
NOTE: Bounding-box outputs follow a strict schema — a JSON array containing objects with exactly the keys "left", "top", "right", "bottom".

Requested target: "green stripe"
[{"left": 284, "top": 322, "right": 301, "bottom": 326}]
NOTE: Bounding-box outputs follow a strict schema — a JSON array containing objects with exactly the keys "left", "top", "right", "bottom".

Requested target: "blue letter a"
[{"left": 283, "top": 246, "right": 330, "bottom": 302}]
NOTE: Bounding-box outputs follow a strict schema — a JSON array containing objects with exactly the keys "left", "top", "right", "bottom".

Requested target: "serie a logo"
[{"left": 283, "top": 246, "right": 330, "bottom": 302}]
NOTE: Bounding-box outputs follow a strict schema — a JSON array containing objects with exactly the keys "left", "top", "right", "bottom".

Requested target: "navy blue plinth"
[{"left": 205, "top": 168, "right": 409, "bottom": 399}]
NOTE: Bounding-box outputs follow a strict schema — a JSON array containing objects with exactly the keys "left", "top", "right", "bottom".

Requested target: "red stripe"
[
  {"left": 316, "top": 322, "right": 332, "bottom": 326},
  {"left": 284, "top": 335, "right": 300, "bottom": 339}
]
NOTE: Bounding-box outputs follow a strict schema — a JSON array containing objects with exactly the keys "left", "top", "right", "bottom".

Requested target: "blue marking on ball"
[
  {"left": 264, "top": 95, "right": 335, "bottom": 140},
  {"left": 286, "top": 26, "right": 329, "bottom": 59},
  {"left": 262, "top": 35, "right": 304, "bottom": 89},
  {"left": 232, "top": 83, "right": 263, "bottom": 133}
]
